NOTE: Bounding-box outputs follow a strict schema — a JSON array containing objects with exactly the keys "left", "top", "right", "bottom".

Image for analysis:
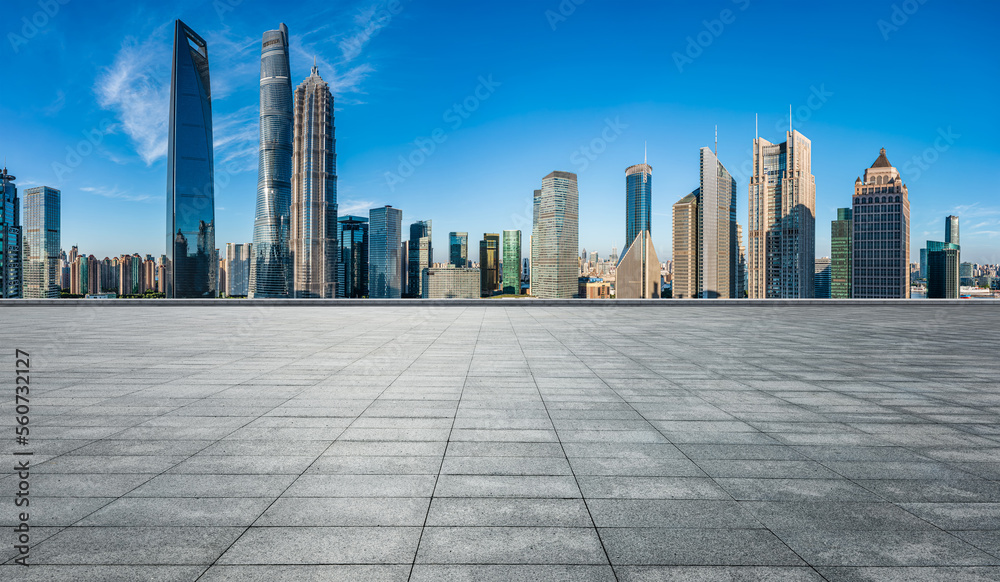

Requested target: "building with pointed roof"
[{"left": 851, "top": 148, "right": 910, "bottom": 298}]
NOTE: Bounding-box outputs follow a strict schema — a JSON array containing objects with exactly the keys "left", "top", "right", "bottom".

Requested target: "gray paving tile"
[
  {"left": 30, "top": 526, "right": 244, "bottom": 564},
  {"left": 409, "top": 564, "right": 616, "bottom": 581},
  {"left": 776, "top": 530, "right": 1000, "bottom": 566},
  {"left": 601, "top": 527, "right": 805, "bottom": 566},
  {"left": 426, "top": 498, "right": 592, "bottom": 527},
  {"left": 257, "top": 497, "right": 430, "bottom": 526},
  {"left": 217, "top": 526, "right": 422, "bottom": 564},
  {"left": 415, "top": 526, "right": 607, "bottom": 564}
]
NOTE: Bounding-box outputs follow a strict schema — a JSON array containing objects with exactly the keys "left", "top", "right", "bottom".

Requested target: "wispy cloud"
[
  {"left": 42, "top": 90, "right": 66, "bottom": 116},
  {"left": 94, "top": 24, "right": 171, "bottom": 166},
  {"left": 948, "top": 203, "right": 1000, "bottom": 219},
  {"left": 81, "top": 186, "right": 160, "bottom": 203},
  {"left": 339, "top": 198, "right": 377, "bottom": 216},
  {"left": 339, "top": 3, "right": 393, "bottom": 62},
  {"left": 213, "top": 105, "right": 258, "bottom": 173}
]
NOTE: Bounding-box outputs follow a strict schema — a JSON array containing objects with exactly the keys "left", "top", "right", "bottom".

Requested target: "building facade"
[
  {"left": 625, "top": 162, "right": 652, "bottom": 253},
  {"left": 617, "top": 230, "right": 659, "bottom": 298},
  {"left": 928, "top": 248, "right": 959, "bottom": 298},
  {"left": 748, "top": 129, "right": 816, "bottom": 298},
  {"left": 337, "top": 215, "right": 368, "bottom": 298},
  {"left": 852, "top": 149, "right": 910, "bottom": 298},
  {"left": 831, "top": 208, "right": 853, "bottom": 298},
  {"left": 249, "top": 23, "right": 293, "bottom": 298},
  {"left": 502, "top": 230, "right": 521, "bottom": 295},
  {"left": 22, "top": 186, "right": 60, "bottom": 298},
  {"left": 671, "top": 192, "right": 698, "bottom": 299},
  {"left": 532, "top": 171, "right": 579, "bottom": 298},
  {"left": 166, "top": 20, "right": 215, "bottom": 298},
  {"left": 407, "top": 220, "right": 432, "bottom": 298},
  {"left": 479, "top": 233, "right": 500, "bottom": 297},
  {"left": 422, "top": 266, "right": 480, "bottom": 299},
  {"left": 449, "top": 231, "right": 468, "bottom": 267},
  {"left": 529, "top": 189, "right": 540, "bottom": 294},
  {"left": 290, "top": 63, "right": 337, "bottom": 298},
  {"left": 225, "top": 242, "right": 251, "bottom": 297},
  {"left": 815, "top": 257, "right": 832, "bottom": 298},
  {"left": 946, "top": 215, "right": 959, "bottom": 246},
  {"left": 369, "top": 205, "right": 402, "bottom": 298}
]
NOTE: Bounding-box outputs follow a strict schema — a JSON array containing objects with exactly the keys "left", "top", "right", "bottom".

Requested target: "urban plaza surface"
[{"left": 2, "top": 302, "right": 1000, "bottom": 581}]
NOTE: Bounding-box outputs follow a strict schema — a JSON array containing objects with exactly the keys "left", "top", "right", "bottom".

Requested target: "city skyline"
[{"left": 4, "top": 1, "right": 1000, "bottom": 265}]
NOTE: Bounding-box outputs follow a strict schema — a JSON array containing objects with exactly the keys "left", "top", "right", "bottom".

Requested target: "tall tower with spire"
[{"left": 290, "top": 62, "right": 337, "bottom": 297}]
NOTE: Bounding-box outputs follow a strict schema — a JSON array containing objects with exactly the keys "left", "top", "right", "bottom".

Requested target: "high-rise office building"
[
  {"left": 479, "top": 233, "right": 500, "bottom": 297},
  {"left": 407, "top": 220, "right": 432, "bottom": 298},
  {"left": 167, "top": 20, "right": 215, "bottom": 298},
  {"left": 831, "top": 208, "right": 853, "bottom": 298},
  {"left": 449, "top": 232, "right": 468, "bottom": 267},
  {"left": 671, "top": 147, "right": 737, "bottom": 298},
  {"left": 529, "top": 189, "right": 540, "bottom": 293},
  {"left": 249, "top": 23, "right": 293, "bottom": 299},
  {"left": 852, "top": 149, "right": 910, "bottom": 298},
  {"left": 1, "top": 167, "right": 22, "bottom": 298},
  {"left": 502, "top": 230, "right": 521, "bottom": 295},
  {"left": 399, "top": 239, "right": 408, "bottom": 294},
  {"left": 532, "top": 171, "right": 579, "bottom": 298},
  {"left": 736, "top": 222, "right": 747, "bottom": 298},
  {"left": 290, "top": 63, "right": 337, "bottom": 298},
  {"left": 22, "top": 186, "right": 60, "bottom": 298},
  {"left": 815, "top": 257, "right": 831, "bottom": 298},
  {"left": 625, "top": 162, "right": 652, "bottom": 252},
  {"left": 337, "top": 215, "right": 369, "bottom": 298},
  {"left": 225, "top": 242, "right": 251, "bottom": 297},
  {"left": 422, "top": 265, "right": 480, "bottom": 299},
  {"left": 748, "top": 128, "right": 816, "bottom": 298},
  {"left": 945, "top": 215, "right": 959, "bottom": 246},
  {"left": 369, "top": 205, "right": 402, "bottom": 298},
  {"left": 617, "top": 231, "right": 659, "bottom": 299},
  {"left": 928, "top": 248, "right": 959, "bottom": 298}
]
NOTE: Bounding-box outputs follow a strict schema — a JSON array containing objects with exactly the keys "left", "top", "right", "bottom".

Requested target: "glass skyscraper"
[
  {"left": 625, "top": 162, "right": 652, "bottom": 253},
  {"left": 225, "top": 242, "right": 251, "bottom": 297},
  {"left": 1, "top": 167, "right": 22, "bottom": 298},
  {"left": 22, "top": 186, "right": 60, "bottom": 298},
  {"left": 831, "top": 208, "right": 853, "bottom": 298},
  {"left": 407, "top": 220, "right": 432, "bottom": 298},
  {"left": 502, "top": 230, "right": 521, "bottom": 295},
  {"left": 945, "top": 215, "right": 959, "bottom": 246},
  {"left": 369, "top": 205, "right": 402, "bottom": 298},
  {"left": 249, "top": 23, "right": 293, "bottom": 298},
  {"left": 290, "top": 63, "right": 337, "bottom": 298},
  {"left": 449, "top": 231, "right": 468, "bottom": 267},
  {"left": 851, "top": 149, "right": 910, "bottom": 299},
  {"left": 532, "top": 171, "right": 579, "bottom": 298},
  {"left": 337, "top": 215, "right": 369, "bottom": 298},
  {"left": 480, "top": 233, "right": 500, "bottom": 297},
  {"left": 166, "top": 20, "right": 215, "bottom": 298}
]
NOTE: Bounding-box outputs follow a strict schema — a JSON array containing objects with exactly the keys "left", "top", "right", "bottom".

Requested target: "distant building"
[
  {"left": 529, "top": 189, "right": 541, "bottom": 294},
  {"left": 815, "top": 257, "right": 831, "bottom": 298},
  {"left": 22, "top": 186, "right": 60, "bottom": 298},
  {"left": 945, "top": 215, "right": 959, "bottom": 246},
  {"left": 422, "top": 266, "right": 480, "bottom": 299},
  {"left": 290, "top": 62, "right": 337, "bottom": 298},
  {"left": 225, "top": 243, "right": 252, "bottom": 296},
  {"left": 617, "top": 230, "right": 659, "bottom": 299},
  {"left": 532, "top": 171, "right": 579, "bottom": 298},
  {"left": 480, "top": 233, "right": 500, "bottom": 297},
  {"left": 449, "top": 232, "right": 468, "bottom": 267},
  {"left": 167, "top": 20, "right": 215, "bottom": 298},
  {"left": 736, "top": 222, "right": 747, "bottom": 298},
  {"left": 502, "top": 230, "right": 521, "bottom": 295},
  {"left": 407, "top": 220, "right": 432, "bottom": 298},
  {"left": 960, "top": 262, "right": 975, "bottom": 287},
  {"left": 852, "top": 149, "right": 910, "bottom": 298},
  {"left": 337, "top": 216, "right": 368, "bottom": 298},
  {"left": 1, "top": 167, "right": 22, "bottom": 298},
  {"left": 831, "top": 208, "right": 853, "bottom": 298},
  {"left": 625, "top": 162, "right": 652, "bottom": 253},
  {"left": 672, "top": 191, "right": 698, "bottom": 299},
  {"left": 748, "top": 129, "right": 816, "bottom": 298},
  {"left": 369, "top": 205, "right": 402, "bottom": 298},
  {"left": 928, "top": 248, "right": 959, "bottom": 298},
  {"left": 579, "top": 276, "right": 611, "bottom": 299}
]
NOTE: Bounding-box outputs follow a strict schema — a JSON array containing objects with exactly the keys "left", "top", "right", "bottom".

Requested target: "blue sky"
[{"left": 5, "top": 0, "right": 1000, "bottom": 264}]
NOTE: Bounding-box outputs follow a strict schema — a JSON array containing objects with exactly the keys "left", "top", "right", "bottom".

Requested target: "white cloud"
[
  {"left": 339, "top": 199, "right": 377, "bottom": 216},
  {"left": 81, "top": 186, "right": 159, "bottom": 203},
  {"left": 213, "top": 105, "right": 258, "bottom": 173}
]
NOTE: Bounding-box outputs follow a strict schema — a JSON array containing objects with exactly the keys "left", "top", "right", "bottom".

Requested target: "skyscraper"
[
  {"left": 407, "top": 220, "right": 432, "bottom": 298},
  {"left": 670, "top": 147, "right": 737, "bottom": 298},
  {"left": 249, "top": 23, "right": 293, "bottom": 298},
  {"left": 369, "top": 205, "right": 402, "bottom": 298},
  {"left": 831, "top": 208, "right": 853, "bottom": 298},
  {"left": 502, "top": 230, "right": 521, "bottom": 295},
  {"left": 736, "top": 222, "right": 747, "bottom": 298},
  {"left": 617, "top": 231, "right": 659, "bottom": 299},
  {"left": 928, "top": 248, "right": 959, "bottom": 298},
  {"left": 529, "top": 189, "right": 540, "bottom": 293},
  {"left": 815, "top": 257, "right": 832, "bottom": 299},
  {"left": 22, "top": 186, "right": 60, "bottom": 298},
  {"left": 166, "top": 20, "right": 215, "bottom": 298},
  {"left": 852, "top": 148, "right": 910, "bottom": 298},
  {"left": 479, "top": 233, "right": 500, "bottom": 297},
  {"left": 1, "top": 167, "right": 21, "bottom": 298},
  {"left": 625, "top": 161, "right": 652, "bottom": 252},
  {"left": 337, "top": 216, "right": 369, "bottom": 298},
  {"left": 290, "top": 63, "right": 337, "bottom": 298},
  {"left": 225, "top": 242, "right": 251, "bottom": 297},
  {"left": 533, "top": 171, "right": 579, "bottom": 298},
  {"left": 945, "top": 215, "right": 959, "bottom": 246},
  {"left": 748, "top": 128, "right": 816, "bottom": 298},
  {"left": 422, "top": 266, "right": 480, "bottom": 299},
  {"left": 449, "top": 232, "right": 468, "bottom": 267}
]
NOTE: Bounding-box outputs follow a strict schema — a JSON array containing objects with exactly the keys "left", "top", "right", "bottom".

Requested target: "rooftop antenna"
[{"left": 714, "top": 125, "right": 718, "bottom": 156}]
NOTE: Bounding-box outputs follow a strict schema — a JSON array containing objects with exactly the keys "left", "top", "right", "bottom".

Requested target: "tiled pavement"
[{"left": 1, "top": 304, "right": 999, "bottom": 581}]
